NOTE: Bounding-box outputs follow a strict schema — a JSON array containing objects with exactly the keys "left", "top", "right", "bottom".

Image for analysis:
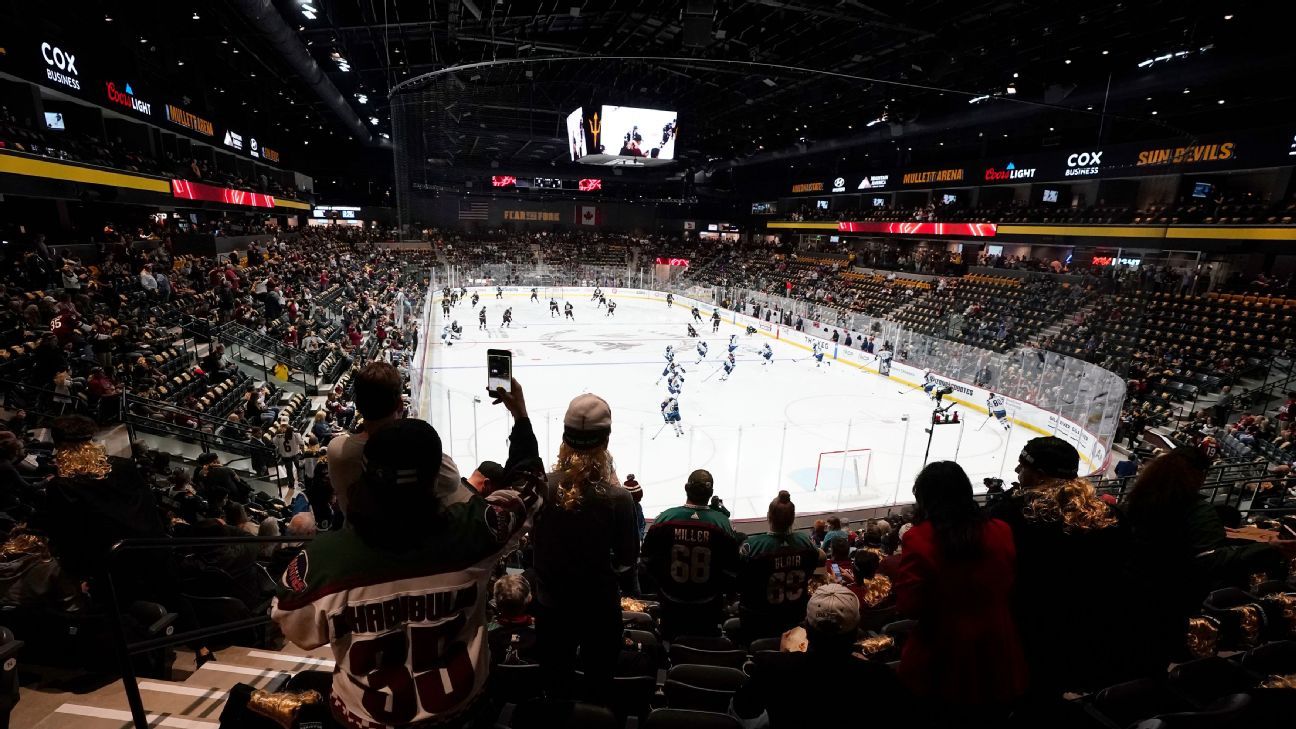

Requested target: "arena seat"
[{"left": 663, "top": 664, "right": 746, "bottom": 713}]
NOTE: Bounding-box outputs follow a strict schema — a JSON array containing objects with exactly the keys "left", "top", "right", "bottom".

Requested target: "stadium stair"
[{"left": 21, "top": 645, "right": 333, "bottom": 729}]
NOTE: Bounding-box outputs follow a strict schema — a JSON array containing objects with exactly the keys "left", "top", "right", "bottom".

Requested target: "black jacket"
[{"left": 532, "top": 473, "right": 639, "bottom": 610}]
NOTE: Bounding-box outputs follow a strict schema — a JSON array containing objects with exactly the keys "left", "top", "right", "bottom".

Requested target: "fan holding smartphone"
[{"left": 487, "top": 349, "right": 512, "bottom": 393}]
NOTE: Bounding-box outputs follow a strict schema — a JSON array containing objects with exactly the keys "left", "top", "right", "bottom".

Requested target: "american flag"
[{"left": 458, "top": 200, "right": 489, "bottom": 220}]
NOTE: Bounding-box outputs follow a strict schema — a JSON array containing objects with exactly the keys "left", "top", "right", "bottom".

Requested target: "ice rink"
[{"left": 416, "top": 288, "right": 1039, "bottom": 522}]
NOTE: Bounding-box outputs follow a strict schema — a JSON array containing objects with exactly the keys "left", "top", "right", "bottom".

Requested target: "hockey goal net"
[{"left": 814, "top": 448, "right": 872, "bottom": 493}]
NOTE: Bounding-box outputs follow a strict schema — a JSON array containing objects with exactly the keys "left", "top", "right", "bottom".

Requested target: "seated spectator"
[
  {"left": 849, "top": 548, "right": 894, "bottom": 612},
  {"left": 895, "top": 461, "right": 1026, "bottom": 719},
  {"left": 272, "top": 379, "right": 543, "bottom": 729},
  {"left": 641, "top": 469, "right": 738, "bottom": 638},
  {"left": 224, "top": 502, "right": 259, "bottom": 536},
  {"left": 530, "top": 393, "right": 638, "bottom": 703},
  {"left": 738, "top": 490, "right": 823, "bottom": 642},
  {"left": 488, "top": 574, "right": 538, "bottom": 667},
  {"left": 731, "top": 583, "right": 905, "bottom": 728},
  {"left": 823, "top": 535, "right": 855, "bottom": 587},
  {"left": 822, "top": 515, "right": 849, "bottom": 548},
  {"left": 192, "top": 452, "right": 252, "bottom": 504}
]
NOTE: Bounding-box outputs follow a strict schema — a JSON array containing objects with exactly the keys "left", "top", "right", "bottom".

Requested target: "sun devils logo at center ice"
[{"left": 984, "top": 162, "right": 1036, "bottom": 181}]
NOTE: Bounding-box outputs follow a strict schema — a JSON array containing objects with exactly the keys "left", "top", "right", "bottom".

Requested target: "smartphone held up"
[{"left": 487, "top": 349, "right": 513, "bottom": 393}]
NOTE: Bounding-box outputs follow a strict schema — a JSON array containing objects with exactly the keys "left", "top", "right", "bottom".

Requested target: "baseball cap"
[
  {"left": 806, "top": 583, "right": 860, "bottom": 634},
  {"left": 1019, "top": 436, "right": 1080, "bottom": 479},
  {"left": 563, "top": 394, "right": 612, "bottom": 450},
  {"left": 475, "top": 460, "right": 507, "bottom": 485}
]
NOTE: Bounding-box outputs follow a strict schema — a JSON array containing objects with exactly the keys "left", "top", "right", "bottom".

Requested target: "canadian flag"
[{"left": 576, "top": 205, "right": 602, "bottom": 226}]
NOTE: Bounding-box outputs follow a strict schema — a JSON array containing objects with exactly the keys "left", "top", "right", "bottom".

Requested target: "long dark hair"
[
  {"left": 1122, "top": 450, "right": 1208, "bottom": 528},
  {"left": 911, "top": 461, "right": 987, "bottom": 558}
]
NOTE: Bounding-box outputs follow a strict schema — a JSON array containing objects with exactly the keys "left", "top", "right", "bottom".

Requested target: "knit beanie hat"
[{"left": 563, "top": 394, "right": 612, "bottom": 451}]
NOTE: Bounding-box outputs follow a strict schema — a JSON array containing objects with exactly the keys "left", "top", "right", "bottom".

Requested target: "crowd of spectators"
[
  {"left": 782, "top": 193, "right": 1296, "bottom": 227},
  {"left": 258, "top": 358, "right": 1291, "bottom": 728},
  {"left": 0, "top": 105, "right": 308, "bottom": 199}
]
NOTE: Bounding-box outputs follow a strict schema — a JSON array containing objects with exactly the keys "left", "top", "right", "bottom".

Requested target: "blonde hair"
[
  {"left": 1021, "top": 477, "right": 1119, "bottom": 533},
  {"left": 551, "top": 442, "right": 618, "bottom": 511},
  {"left": 493, "top": 574, "right": 531, "bottom": 617}
]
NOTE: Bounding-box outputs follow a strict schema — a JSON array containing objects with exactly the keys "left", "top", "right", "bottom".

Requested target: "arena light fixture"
[
  {"left": 355, "top": 93, "right": 368, "bottom": 104},
  {"left": 968, "top": 95, "right": 990, "bottom": 104},
  {"left": 300, "top": 2, "right": 318, "bottom": 20}
]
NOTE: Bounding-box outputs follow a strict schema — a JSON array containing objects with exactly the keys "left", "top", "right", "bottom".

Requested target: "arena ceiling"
[{"left": 54, "top": 2, "right": 1296, "bottom": 182}]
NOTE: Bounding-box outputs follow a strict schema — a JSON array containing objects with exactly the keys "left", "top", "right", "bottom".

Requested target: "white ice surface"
[{"left": 417, "top": 289, "right": 1034, "bottom": 522}]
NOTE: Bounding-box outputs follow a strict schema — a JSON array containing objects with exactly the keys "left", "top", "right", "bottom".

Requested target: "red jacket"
[{"left": 894, "top": 518, "right": 1027, "bottom": 706}]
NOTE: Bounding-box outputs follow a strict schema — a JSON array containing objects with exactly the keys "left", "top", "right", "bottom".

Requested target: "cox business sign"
[
  {"left": 39, "top": 41, "right": 80, "bottom": 91},
  {"left": 983, "top": 161, "right": 1036, "bottom": 182},
  {"left": 1065, "top": 151, "right": 1103, "bottom": 177},
  {"left": 104, "top": 81, "right": 152, "bottom": 116}
]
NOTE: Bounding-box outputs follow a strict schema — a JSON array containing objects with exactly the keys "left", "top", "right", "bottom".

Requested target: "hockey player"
[
  {"left": 665, "top": 345, "right": 676, "bottom": 364},
  {"left": 459, "top": 285, "right": 468, "bottom": 299},
  {"left": 661, "top": 396, "right": 684, "bottom": 437},
  {"left": 667, "top": 373, "right": 683, "bottom": 396},
  {"left": 695, "top": 340, "right": 709, "bottom": 364},
  {"left": 761, "top": 343, "right": 774, "bottom": 366},
  {"left": 813, "top": 342, "right": 830, "bottom": 368},
  {"left": 720, "top": 352, "right": 736, "bottom": 381},
  {"left": 471, "top": 292, "right": 480, "bottom": 308},
  {"left": 606, "top": 300, "right": 617, "bottom": 316},
  {"left": 564, "top": 302, "right": 575, "bottom": 320},
  {"left": 921, "top": 371, "right": 938, "bottom": 398},
  {"left": 478, "top": 306, "right": 488, "bottom": 330},
  {"left": 449, "top": 290, "right": 459, "bottom": 307},
  {"left": 745, "top": 325, "right": 757, "bottom": 336},
  {"left": 987, "top": 392, "right": 1010, "bottom": 430},
  {"left": 441, "top": 297, "right": 451, "bottom": 318},
  {"left": 711, "top": 309, "right": 721, "bottom": 333},
  {"left": 728, "top": 334, "right": 739, "bottom": 354},
  {"left": 666, "top": 292, "right": 674, "bottom": 308},
  {"left": 549, "top": 298, "right": 560, "bottom": 317},
  {"left": 450, "top": 320, "right": 463, "bottom": 339},
  {"left": 502, "top": 308, "right": 513, "bottom": 328},
  {"left": 687, "top": 323, "right": 698, "bottom": 338},
  {"left": 598, "top": 292, "right": 608, "bottom": 309},
  {"left": 691, "top": 306, "right": 702, "bottom": 323},
  {"left": 530, "top": 287, "right": 539, "bottom": 302},
  {"left": 592, "top": 286, "right": 603, "bottom": 302},
  {"left": 440, "top": 323, "right": 453, "bottom": 346},
  {"left": 495, "top": 286, "right": 504, "bottom": 300}
]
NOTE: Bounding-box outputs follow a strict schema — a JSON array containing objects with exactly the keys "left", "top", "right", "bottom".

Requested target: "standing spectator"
[
  {"left": 641, "top": 469, "right": 739, "bottom": 638},
  {"left": 737, "top": 490, "right": 823, "bottom": 642},
  {"left": 894, "top": 461, "right": 1026, "bottom": 719},
  {"left": 328, "top": 362, "right": 405, "bottom": 514},
  {"left": 138, "top": 265, "right": 158, "bottom": 296},
  {"left": 273, "top": 423, "right": 305, "bottom": 488},
  {"left": 30, "top": 416, "right": 167, "bottom": 596},
  {"left": 624, "top": 473, "right": 645, "bottom": 540},
  {"left": 530, "top": 393, "right": 639, "bottom": 704},
  {"left": 1213, "top": 385, "right": 1234, "bottom": 426},
  {"left": 272, "top": 381, "right": 543, "bottom": 729},
  {"left": 990, "top": 437, "right": 1140, "bottom": 695},
  {"left": 1123, "top": 447, "right": 1284, "bottom": 674}
]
